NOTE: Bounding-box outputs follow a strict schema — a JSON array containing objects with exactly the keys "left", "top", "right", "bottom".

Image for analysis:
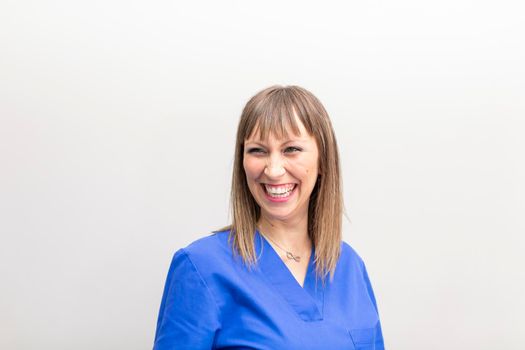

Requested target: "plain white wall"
[{"left": 1, "top": 1, "right": 523, "bottom": 349}]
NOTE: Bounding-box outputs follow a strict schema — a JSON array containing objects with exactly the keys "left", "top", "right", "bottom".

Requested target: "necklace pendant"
[{"left": 286, "top": 251, "right": 301, "bottom": 262}]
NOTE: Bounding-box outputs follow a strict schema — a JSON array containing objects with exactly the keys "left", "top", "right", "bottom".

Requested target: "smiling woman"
[
  {"left": 243, "top": 118, "right": 320, "bottom": 235},
  {"left": 153, "top": 86, "right": 385, "bottom": 349}
]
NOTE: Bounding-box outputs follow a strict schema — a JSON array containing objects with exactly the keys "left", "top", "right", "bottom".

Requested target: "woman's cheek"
[{"left": 243, "top": 157, "right": 262, "bottom": 178}]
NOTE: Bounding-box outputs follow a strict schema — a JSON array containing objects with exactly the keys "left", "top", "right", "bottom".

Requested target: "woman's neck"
[{"left": 257, "top": 215, "right": 311, "bottom": 254}]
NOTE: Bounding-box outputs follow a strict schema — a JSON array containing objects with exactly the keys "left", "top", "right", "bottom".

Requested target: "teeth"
[{"left": 264, "top": 184, "right": 295, "bottom": 196}]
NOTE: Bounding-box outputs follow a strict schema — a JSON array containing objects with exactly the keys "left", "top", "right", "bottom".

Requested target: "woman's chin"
[{"left": 259, "top": 206, "right": 307, "bottom": 224}]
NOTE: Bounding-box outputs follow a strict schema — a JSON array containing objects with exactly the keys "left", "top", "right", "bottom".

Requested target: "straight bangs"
[{"left": 243, "top": 88, "right": 317, "bottom": 143}]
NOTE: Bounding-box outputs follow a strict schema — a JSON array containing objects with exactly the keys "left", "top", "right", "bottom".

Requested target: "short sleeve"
[
  {"left": 361, "top": 259, "right": 385, "bottom": 349},
  {"left": 153, "top": 249, "right": 221, "bottom": 350}
]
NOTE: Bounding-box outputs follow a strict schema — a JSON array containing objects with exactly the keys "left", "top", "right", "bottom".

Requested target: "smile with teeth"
[{"left": 263, "top": 183, "right": 296, "bottom": 198}]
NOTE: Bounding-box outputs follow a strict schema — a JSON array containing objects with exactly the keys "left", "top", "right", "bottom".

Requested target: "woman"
[{"left": 153, "top": 85, "right": 385, "bottom": 349}]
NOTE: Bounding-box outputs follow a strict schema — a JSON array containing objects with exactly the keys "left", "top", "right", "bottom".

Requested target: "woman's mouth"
[{"left": 261, "top": 183, "right": 297, "bottom": 202}]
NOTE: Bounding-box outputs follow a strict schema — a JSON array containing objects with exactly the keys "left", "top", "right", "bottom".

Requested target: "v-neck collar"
[{"left": 255, "top": 230, "right": 325, "bottom": 322}]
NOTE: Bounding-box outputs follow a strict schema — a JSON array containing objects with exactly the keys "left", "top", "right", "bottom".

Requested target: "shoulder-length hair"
[{"left": 218, "top": 85, "right": 343, "bottom": 283}]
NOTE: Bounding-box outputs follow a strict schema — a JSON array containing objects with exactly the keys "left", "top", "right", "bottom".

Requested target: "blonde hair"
[{"left": 217, "top": 85, "right": 343, "bottom": 283}]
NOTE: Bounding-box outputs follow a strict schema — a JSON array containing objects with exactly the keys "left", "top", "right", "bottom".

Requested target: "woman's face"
[{"left": 243, "top": 117, "right": 320, "bottom": 225}]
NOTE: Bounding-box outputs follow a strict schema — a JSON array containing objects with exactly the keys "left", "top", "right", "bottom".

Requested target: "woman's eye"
[
  {"left": 247, "top": 148, "right": 265, "bottom": 154},
  {"left": 247, "top": 147, "right": 300, "bottom": 154},
  {"left": 284, "top": 147, "right": 301, "bottom": 153}
]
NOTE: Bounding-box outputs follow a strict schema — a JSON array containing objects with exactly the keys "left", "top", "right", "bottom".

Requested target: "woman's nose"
[{"left": 264, "top": 155, "right": 286, "bottom": 178}]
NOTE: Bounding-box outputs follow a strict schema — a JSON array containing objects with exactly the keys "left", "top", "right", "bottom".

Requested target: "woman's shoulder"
[
  {"left": 339, "top": 240, "right": 367, "bottom": 271},
  {"left": 171, "top": 233, "right": 369, "bottom": 277},
  {"left": 172, "top": 229, "right": 234, "bottom": 272},
  {"left": 178, "top": 229, "right": 230, "bottom": 254}
]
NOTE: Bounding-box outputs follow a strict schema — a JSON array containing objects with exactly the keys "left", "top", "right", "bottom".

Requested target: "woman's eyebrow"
[
  {"left": 244, "top": 137, "right": 308, "bottom": 146},
  {"left": 245, "top": 139, "right": 306, "bottom": 147}
]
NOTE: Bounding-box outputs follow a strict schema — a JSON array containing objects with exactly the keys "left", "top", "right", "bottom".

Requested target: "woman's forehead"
[
  {"left": 245, "top": 114, "right": 309, "bottom": 142},
  {"left": 245, "top": 124, "right": 304, "bottom": 143}
]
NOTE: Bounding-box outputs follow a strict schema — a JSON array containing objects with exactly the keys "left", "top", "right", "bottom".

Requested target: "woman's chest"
[{"left": 210, "top": 272, "right": 380, "bottom": 350}]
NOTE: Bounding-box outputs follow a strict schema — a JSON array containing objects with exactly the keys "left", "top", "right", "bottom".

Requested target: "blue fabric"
[{"left": 153, "top": 230, "right": 385, "bottom": 349}]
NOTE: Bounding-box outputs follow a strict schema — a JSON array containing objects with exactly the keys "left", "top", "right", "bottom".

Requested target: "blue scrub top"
[{"left": 153, "top": 230, "right": 385, "bottom": 349}]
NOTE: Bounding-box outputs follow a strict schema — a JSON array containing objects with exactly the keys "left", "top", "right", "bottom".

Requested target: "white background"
[{"left": 1, "top": 1, "right": 524, "bottom": 349}]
